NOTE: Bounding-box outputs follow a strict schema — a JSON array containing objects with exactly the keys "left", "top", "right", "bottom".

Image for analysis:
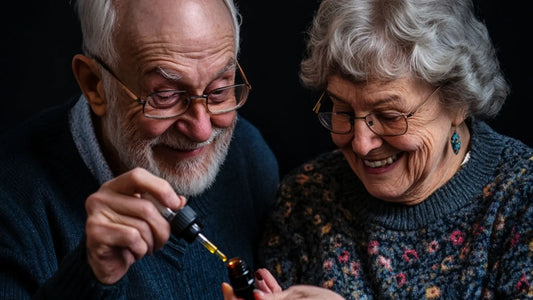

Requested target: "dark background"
[{"left": 1, "top": 1, "right": 531, "bottom": 177}]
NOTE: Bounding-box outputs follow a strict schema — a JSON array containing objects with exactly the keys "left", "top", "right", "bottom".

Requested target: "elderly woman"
[{"left": 222, "top": 0, "right": 533, "bottom": 299}]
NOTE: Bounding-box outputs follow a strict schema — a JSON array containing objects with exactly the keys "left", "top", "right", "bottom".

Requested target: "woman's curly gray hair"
[{"left": 300, "top": 0, "right": 509, "bottom": 119}]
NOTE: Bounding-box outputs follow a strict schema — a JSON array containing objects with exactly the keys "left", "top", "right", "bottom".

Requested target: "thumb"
[{"left": 222, "top": 282, "right": 237, "bottom": 300}]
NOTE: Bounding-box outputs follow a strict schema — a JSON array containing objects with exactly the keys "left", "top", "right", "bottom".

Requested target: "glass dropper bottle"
[{"left": 226, "top": 257, "right": 255, "bottom": 300}]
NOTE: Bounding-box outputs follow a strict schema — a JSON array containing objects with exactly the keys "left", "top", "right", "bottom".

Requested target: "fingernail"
[{"left": 254, "top": 271, "right": 263, "bottom": 281}]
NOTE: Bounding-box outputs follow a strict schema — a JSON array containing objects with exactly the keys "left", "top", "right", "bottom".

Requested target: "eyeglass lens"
[
  {"left": 143, "top": 84, "right": 249, "bottom": 118},
  {"left": 319, "top": 112, "right": 408, "bottom": 136}
]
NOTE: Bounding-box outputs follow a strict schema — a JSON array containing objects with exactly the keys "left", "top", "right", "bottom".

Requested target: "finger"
[
  {"left": 221, "top": 283, "right": 237, "bottom": 300},
  {"left": 86, "top": 214, "right": 151, "bottom": 259},
  {"left": 86, "top": 217, "right": 148, "bottom": 284},
  {"left": 87, "top": 245, "right": 136, "bottom": 284},
  {"left": 104, "top": 210, "right": 163, "bottom": 254},
  {"left": 252, "top": 289, "right": 282, "bottom": 300},
  {"left": 255, "top": 269, "right": 282, "bottom": 293},
  {"left": 108, "top": 193, "right": 172, "bottom": 250},
  {"left": 253, "top": 289, "right": 268, "bottom": 300},
  {"left": 142, "top": 192, "right": 187, "bottom": 222},
  {"left": 284, "top": 285, "right": 345, "bottom": 300},
  {"left": 254, "top": 273, "right": 272, "bottom": 293},
  {"left": 103, "top": 167, "right": 185, "bottom": 210},
  {"left": 86, "top": 190, "right": 171, "bottom": 250}
]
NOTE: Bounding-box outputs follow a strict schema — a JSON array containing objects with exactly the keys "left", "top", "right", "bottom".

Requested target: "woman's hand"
[
  {"left": 222, "top": 268, "right": 344, "bottom": 300},
  {"left": 254, "top": 285, "right": 345, "bottom": 300}
]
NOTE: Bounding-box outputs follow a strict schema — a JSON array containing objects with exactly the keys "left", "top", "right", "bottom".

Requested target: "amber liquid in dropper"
[
  {"left": 197, "top": 233, "right": 227, "bottom": 262},
  {"left": 148, "top": 195, "right": 227, "bottom": 262}
]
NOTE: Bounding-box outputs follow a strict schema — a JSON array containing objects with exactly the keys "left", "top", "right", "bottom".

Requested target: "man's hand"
[{"left": 85, "top": 167, "right": 185, "bottom": 284}]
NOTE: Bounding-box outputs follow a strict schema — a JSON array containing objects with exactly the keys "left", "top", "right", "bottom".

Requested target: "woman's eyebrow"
[
  {"left": 327, "top": 90, "right": 401, "bottom": 106},
  {"left": 325, "top": 90, "right": 348, "bottom": 103}
]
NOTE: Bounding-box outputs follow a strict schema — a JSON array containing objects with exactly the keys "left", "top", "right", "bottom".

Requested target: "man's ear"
[{"left": 72, "top": 54, "right": 107, "bottom": 116}]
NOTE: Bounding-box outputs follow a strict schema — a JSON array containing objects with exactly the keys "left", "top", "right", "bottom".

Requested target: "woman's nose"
[{"left": 350, "top": 119, "right": 383, "bottom": 155}]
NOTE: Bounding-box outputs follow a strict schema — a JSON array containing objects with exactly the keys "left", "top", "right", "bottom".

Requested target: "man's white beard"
[
  {"left": 120, "top": 126, "right": 233, "bottom": 197},
  {"left": 102, "top": 83, "right": 235, "bottom": 197}
]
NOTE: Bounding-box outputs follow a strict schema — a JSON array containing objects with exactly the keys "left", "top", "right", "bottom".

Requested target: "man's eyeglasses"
[
  {"left": 91, "top": 56, "right": 251, "bottom": 119},
  {"left": 313, "top": 86, "right": 441, "bottom": 136}
]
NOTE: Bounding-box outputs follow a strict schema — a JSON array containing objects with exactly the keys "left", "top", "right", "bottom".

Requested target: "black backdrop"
[{"left": 1, "top": 1, "right": 531, "bottom": 177}]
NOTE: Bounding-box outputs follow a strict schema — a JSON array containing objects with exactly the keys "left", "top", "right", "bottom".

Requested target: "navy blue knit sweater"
[
  {"left": 259, "top": 119, "right": 533, "bottom": 299},
  {"left": 0, "top": 97, "right": 279, "bottom": 299}
]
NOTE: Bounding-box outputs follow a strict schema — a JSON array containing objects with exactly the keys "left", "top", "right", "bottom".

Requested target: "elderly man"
[{"left": 0, "top": 0, "right": 279, "bottom": 298}]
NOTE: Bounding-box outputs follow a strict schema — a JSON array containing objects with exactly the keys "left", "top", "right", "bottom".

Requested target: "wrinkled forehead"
[{"left": 114, "top": 0, "right": 234, "bottom": 46}]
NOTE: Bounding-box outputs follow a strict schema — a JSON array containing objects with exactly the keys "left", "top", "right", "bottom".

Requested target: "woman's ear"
[
  {"left": 451, "top": 106, "right": 468, "bottom": 127},
  {"left": 72, "top": 54, "right": 107, "bottom": 116}
]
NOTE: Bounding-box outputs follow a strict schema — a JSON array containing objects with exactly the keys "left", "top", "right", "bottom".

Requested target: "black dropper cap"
[
  {"left": 160, "top": 205, "right": 226, "bottom": 262},
  {"left": 169, "top": 206, "right": 201, "bottom": 242}
]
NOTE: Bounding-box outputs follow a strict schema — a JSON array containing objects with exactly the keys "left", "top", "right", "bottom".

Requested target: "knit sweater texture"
[
  {"left": 0, "top": 96, "right": 280, "bottom": 299},
  {"left": 258, "top": 119, "right": 533, "bottom": 299}
]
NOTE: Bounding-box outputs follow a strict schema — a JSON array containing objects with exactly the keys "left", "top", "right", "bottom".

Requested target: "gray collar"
[{"left": 68, "top": 95, "right": 114, "bottom": 184}]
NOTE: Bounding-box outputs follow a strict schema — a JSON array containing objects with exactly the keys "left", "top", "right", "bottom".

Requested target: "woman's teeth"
[{"left": 363, "top": 154, "right": 398, "bottom": 168}]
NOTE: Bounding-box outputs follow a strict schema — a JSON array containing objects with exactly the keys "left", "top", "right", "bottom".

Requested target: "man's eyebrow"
[
  {"left": 151, "top": 59, "right": 237, "bottom": 82},
  {"left": 154, "top": 67, "right": 182, "bottom": 81}
]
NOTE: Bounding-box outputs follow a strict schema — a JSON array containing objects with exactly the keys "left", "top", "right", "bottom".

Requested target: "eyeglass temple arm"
[
  {"left": 91, "top": 55, "right": 144, "bottom": 104},
  {"left": 118, "top": 85, "right": 144, "bottom": 104},
  {"left": 406, "top": 86, "right": 442, "bottom": 117},
  {"left": 236, "top": 62, "right": 252, "bottom": 91},
  {"left": 313, "top": 91, "right": 326, "bottom": 114}
]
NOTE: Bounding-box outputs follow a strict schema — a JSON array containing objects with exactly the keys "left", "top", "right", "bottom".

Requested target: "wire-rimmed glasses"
[
  {"left": 92, "top": 56, "right": 251, "bottom": 119},
  {"left": 313, "top": 86, "right": 441, "bottom": 136}
]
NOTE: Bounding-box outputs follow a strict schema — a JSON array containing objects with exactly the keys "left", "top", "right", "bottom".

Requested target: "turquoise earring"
[{"left": 451, "top": 130, "right": 461, "bottom": 154}]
